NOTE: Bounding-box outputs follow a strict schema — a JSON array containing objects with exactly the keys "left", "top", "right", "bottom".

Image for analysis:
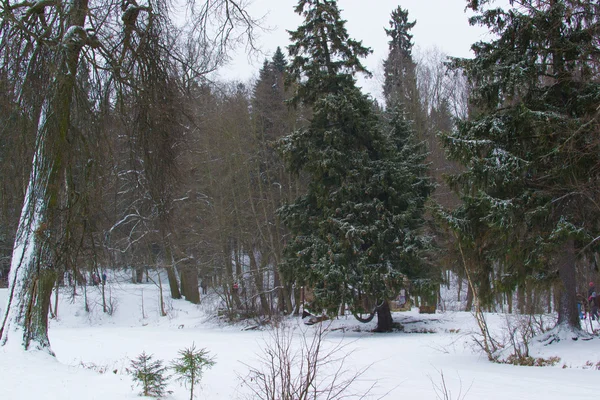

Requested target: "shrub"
[
  {"left": 502, "top": 355, "right": 561, "bottom": 367},
  {"left": 239, "top": 322, "right": 376, "bottom": 400}
]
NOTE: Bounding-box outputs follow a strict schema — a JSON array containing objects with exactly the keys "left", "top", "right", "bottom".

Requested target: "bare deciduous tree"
[{"left": 0, "top": 0, "right": 259, "bottom": 353}]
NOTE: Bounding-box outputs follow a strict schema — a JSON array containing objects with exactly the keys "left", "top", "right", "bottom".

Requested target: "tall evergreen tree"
[
  {"left": 253, "top": 54, "right": 288, "bottom": 143},
  {"left": 382, "top": 7, "right": 428, "bottom": 142},
  {"left": 250, "top": 49, "right": 300, "bottom": 314},
  {"left": 280, "top": 0, "right": 432, "bottom": 331},
  {"left": 382, "top": 7, "right": 417, "bottom": 110},
  {"left": 271, "top": 46, "right": 288, "bottom": 74},
  {"left": 286, "top": 0, "right": 371, "bottom": 105},
  {"left": 441, "top": 0, "right": 600, "bottom": 334},
  {"left": 382, "top": 7, "right": 441, "bottom": 306}
]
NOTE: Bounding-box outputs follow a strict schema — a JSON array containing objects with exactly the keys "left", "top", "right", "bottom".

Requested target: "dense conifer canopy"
[
  {"left": 287, "top": 0, "right": 372, "bottom": 105},
  {"left": 442, "top": 0, "right": 600, "bottom": 329},
  {"left": 279, "top": 0, "right": 432, "bottom": 328}
]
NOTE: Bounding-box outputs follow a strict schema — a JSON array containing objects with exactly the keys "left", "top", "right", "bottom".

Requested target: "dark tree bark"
[
  {"left": 135, "top": 267, "right": 144, "bottom": 284},
  {"left": 166, "top": 266, "right": 182, "bottom": 298},
  {"left": 556, "top": 239, "right": 581, "bottom": 330},
  {"left": 0, "top": 0, "right": 90, "bottom": 352},
  {"left": 180, "top": 266, "right": 200, "bottom": 304},
  {"left": 465, "top": 284, "right": 473, "bottom": 312},
  {"left": 163, "top": 242, "right": 181, "bottom": 299},
  {"left": 233, "top": 246, "right": 243, "bottom": 310},
  {"left": 375, "top": 300, "right": 394, "bottom": 333},
  {"left": 224, "top": 241, "right": 242, "bottom": 310},
  {"left": 248, "top": 248, "right": 270, "bottom": 316},
  {"left": 517, "top": 284, "right": 525, "bottom": 314}
]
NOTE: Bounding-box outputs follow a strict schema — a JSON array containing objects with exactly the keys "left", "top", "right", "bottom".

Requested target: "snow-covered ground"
[{"left": 1, "top": 279, "right": 599, "bottom": 399}]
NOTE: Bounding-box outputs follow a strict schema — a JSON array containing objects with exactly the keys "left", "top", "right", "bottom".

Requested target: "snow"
[{"left": 1, "top": 278, "right": 599, "bottom": 399}]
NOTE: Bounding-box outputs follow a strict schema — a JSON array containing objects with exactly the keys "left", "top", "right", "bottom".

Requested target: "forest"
[{"left": 0, "top": 0, "right": 599, "bottom": 357}]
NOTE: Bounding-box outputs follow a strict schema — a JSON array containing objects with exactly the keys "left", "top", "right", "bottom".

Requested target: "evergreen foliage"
[
  {"left": 441, "top": 0, "right": 600, "bottom": 330},
  {"left": 171, "top": 344, "right": 216, "bottom": 400},
  {"left": 272, "top": 46, "right": 288, "bottom": 73},
  {"left": 280, "top": 0, "right": 433, "bottom": 331},
  {"left": 287, "top": 0, "right": 371, "bottom": 105},
  {"left": 381, "top": 6, "right": 438, "bottom": 305},
  {"left": 252, "top": 51, "right": 289, "bottom": 143},
  {"left": 129, "top": 352, "right": 170, "bottom": 397},
  {"left": 382, "top": 6, "right": 418, "bottom": 111},
  {"left": 250, "top": 47, "right": 303, "bottom": 315}
]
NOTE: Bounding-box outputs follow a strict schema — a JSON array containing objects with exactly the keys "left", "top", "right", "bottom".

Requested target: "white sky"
[{"left": 217, "top": 0, "right": 496, "bottom": 98}]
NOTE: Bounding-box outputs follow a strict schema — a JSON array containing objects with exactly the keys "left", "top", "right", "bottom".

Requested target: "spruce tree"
[
  {"left": 171, "top": 344, "right": 215, "bottom": 400},
  {"left": 442, "top": 0, "right": 600, "bottom": 334},
  {"left": 279, "top": 0, "right": 433, "bottom": 331},
  {"left": 382, "top": 7, "right": 439, "bottom": 307},
  {"left": 382, "top": 7, "right": 429, "bottom": 142},
  {"left": 286, "top": 0, "right": 371, "bottom": 105},
  {"left": 382, "top": 7, "right": 418, "bottom": 111},
  {"left": 129, "top": 352, "right": 170, "bottom": 397},
  {"left": 250, "top": 49, "right": 300, "bottom": 314},
  {"left": 271, "top": 46, "right": 288, "bottom": 74},
  {"left": 252, "top": 54, "right": 288, "bottom": 143}
]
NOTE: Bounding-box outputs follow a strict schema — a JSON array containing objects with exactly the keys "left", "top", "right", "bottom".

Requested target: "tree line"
[{"left": 0, "top": 0, "right": 598, "bottom": 352}]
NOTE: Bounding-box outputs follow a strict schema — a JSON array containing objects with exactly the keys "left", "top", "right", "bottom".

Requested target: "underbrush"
[
  {"left": 470, "top": 312, "right": 570, "bottom": 366},
  {"left": 501, "top": 355, "right": 561, "bottom": 367}
]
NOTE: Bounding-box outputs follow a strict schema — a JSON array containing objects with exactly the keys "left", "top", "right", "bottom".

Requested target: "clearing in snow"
[{"left": 0, "top": 278, "right": 598, "bottom": 399}]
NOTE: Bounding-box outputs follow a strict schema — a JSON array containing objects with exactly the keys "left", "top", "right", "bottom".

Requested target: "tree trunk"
[
  {"left": 224, "top": 241, "right": 242, "bottom": 311},
  {"left": 0, "top": 235, "right": 58, "bottom": 351},
  {"left": 517, "top": 284, "right": 525, "bottom": 314},
  {"left": 273, "top": 264, "right": 284, "bottom": 313},
  {"left": 179, "top": 270, "right": 187, "bottom": 298},
  {"left": 101, "top": 279, "right": 107, "bottom": 313},
  {"left": 231, "top": 244, "right": 243, "bottom": 309},
  {"left": 556, "top": 238, "right": 581, "bottom": 330},
  {"left": 277, "top": 263, "right": 294, "bottom": 315},
  {"left": 248, "top": 248, "right": 270, "bottom": 316},
  {"left": 167, "top": 266, "right": 181, "bottom": 299},
  {"left": 180, "top": 267, "right": 200, "bottom": 304},
  {"left": 526, "top": 283, "right": 534, "bottom": 315},
  {"left": 465, "top": 283, "right": 473, "bottom": 312},
  {"left": 53, "top": 279, "right": 60, "bottom": 318},
  {"left": 163, "top": 237, "right": 181, "bottom": 299},
  {"left": 157, "top": 271, "right": 167, "bottom": 317},
  {"left": 293, "top": 284, "right": 301, "bottom": 315},
  {"left": 0, "top": 0, "right": 90, "bottom": 352},
  {"left": 375, "top": 300, "right": 394, "bottom": 332},
  {"left": 135, "top": 267, "right": 144, "bottom": 284}
]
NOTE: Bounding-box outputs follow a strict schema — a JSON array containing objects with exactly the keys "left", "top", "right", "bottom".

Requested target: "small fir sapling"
[
  {"left": 129, "top": 351, "right": 170, "bottom": 397},
  {"left": 171, "top": 344, "right": 216, "bottom": 400}
]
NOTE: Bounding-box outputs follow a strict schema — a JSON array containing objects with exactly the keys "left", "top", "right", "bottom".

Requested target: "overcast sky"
[{"left": 216, "top": 0, "right": 501, "bottom": 98}]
